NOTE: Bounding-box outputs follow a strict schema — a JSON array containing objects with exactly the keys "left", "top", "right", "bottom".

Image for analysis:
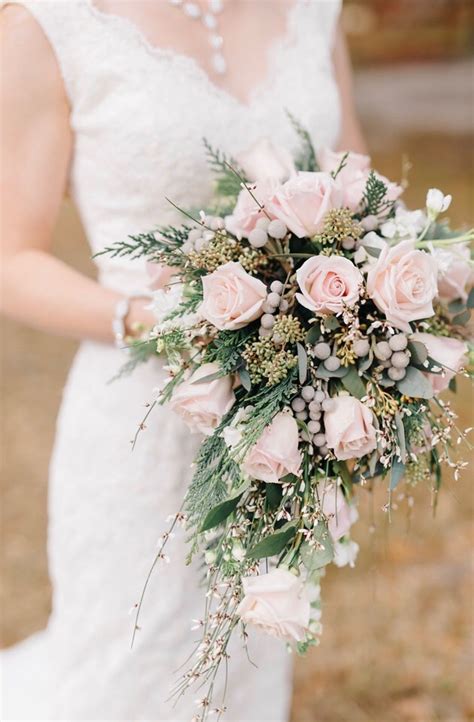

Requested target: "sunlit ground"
[{"left": 1, "top": 64, "right": 473, "bottom": 722}]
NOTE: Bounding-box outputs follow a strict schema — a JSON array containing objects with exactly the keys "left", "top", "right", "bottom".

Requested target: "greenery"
[{"left": 286, "top": 110, "right": 319, "bottom": 172}]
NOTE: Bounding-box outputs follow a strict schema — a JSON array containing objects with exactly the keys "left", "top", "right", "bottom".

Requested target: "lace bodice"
[{"left": 17, "top": 0, "right": 341, "bottom": 293}]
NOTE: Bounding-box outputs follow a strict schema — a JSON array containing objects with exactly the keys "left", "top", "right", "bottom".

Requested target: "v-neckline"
[{"left": 83, "top": 0, "right": 302, "bottom": 111}]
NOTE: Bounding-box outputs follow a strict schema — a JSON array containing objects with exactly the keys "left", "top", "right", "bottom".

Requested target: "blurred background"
[{"left": 1, "top": 1, "right": 473, "bottom": 721}]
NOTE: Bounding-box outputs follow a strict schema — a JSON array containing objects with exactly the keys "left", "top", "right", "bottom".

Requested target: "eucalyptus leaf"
[
  {"left": 408, "top": 340, "right": 428, "bottom": 367},
  {"left": 390, "top": 459, "right": 406, "bottom": 490},
  {"left": 323, "top": 316, "right": 340, "bottom": 331},
  {"left": 448, "top": 377, "right": 457, "bottom": 393},
  {"left": 363, "top": 246, "right": 382, "bottom": 258},
  {"left": 341, "top": 366, "right": 366, "bottom": 399},
  {"left": 423, "top": 356, "right": 444, "bottom": 374},
  {"left": 306, "top": 324, "right": 321, "bottom": 345},
  {"left": 200, "top": 480, "right": 250, "bottom": 532},
  {"left": 468, "top": 287, "right": 474, "bottom": 309},
  {"left": 358, "top": 349, "right": 373, "bottom": 374},
  {"left": 296, "top": 342, "right": 308, "bottom": 384},
  {"left": 448, "top": 299, "right": 465, "bottom": 315},
  {"left": 396, "top": 366, "right": 433, "bottom": 399},
  {"left": 452, "top": 308, "right": 471, "bottom": 326},
  {"left": 247, "top": 522, "right": 297, "bottom": 560},
  {"left": 394, "top": 413, "right": 407, "bottom": 463},
  {"left": 239, "top": 367, "right": 252, "bottom": 391},
  {"left": 265, "top": 483, "right": 283, "bottom": 511},
  {"left": 316, "top": 365, "right": 348, "bottom": 380},
  {"left": 300, "top": 525, "right": 334, "bottom": 570}
]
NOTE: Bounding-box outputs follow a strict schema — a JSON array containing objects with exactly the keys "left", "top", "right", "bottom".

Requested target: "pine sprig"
[
  {"left": 204, "top": 327, "right": 254, "bottom": 374},
  {"left": 361, "top": 171, "right": 394, "bottom": 217},
  {"left": 286, "top": 110, "right": 319, "bottom": 172},
  {"left": 203, "top": 138, "right": 246, "bottom": 199},
  {"left": 94, "top": 227, "right": 189, "bottom": 261},
  {"left": 108, "top": 339, "right": 157, "bottom": 383}
]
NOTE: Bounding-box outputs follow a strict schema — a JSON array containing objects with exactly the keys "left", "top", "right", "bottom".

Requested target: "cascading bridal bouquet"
[{"left": 100, "top": 120, "right": 473, "bottom": 720}]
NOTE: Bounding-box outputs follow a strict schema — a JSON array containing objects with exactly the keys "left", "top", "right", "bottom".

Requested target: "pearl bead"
[
  {"left": 184, "top": 2, "right": 201, "bottom": 18},
  {"left": 212, "top": 53, "right": 227, "bottom": 75},
  {"left": 203, "top": 12, "right": 217, "bottom": 29}
]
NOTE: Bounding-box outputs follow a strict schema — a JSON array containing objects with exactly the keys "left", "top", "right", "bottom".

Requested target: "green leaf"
[
  {"left": 200, "top": 480, "right": 250, "bottom": 532},
  {"left": 364, "top": 245, "right": 382, "bottom": 258},
  {"left": 247, "top": 522, "right": 298, "bottom": 560},
  {"left": 390, "top": 458, "right": 405, "bottom": 490},
  {"left": 265, "top": 483, "right": 283, "bottom": 511},
  {"left": 191, "top": 370, "right": 224, "bottom": 385},
  {"left": 408, "top": 341, "right": 428, "bottom": 367},
  {"left": 296, "top": 342, "right": 308, "bottom": 384},
  {"left": 333, "top": 461, "right": 353, "bottom": 496},
  {"left": 323, "top": 316, "right": 340, "bottom": 331},
  {"left": 467, "top": 287, "right": 474, "bottom": 309},
  {"left": 306, "top": 324, "right": 321, "bottom": 345},
  {"left": 448, "top": 299, "right": 465, "bottom": 315},
  {"left": 341, "top": 366, "right": 366, "bottom": 399},
  {"left": 300, "top": 524, "right": 334, "bottom": 570},
  {"left": 239, "top": 367, "right": 252, "bottom": 391},
  {"left": 316, "top": 364, "right": 349, "bottom": 379},
  {"left": 394, "top": 413, "right": 407, "bottom": 463},
  {"left": 396, "top": 366, "right": 433, "bottom": 399},
  {"left": 448, "top": 377, "right": 457, "bottom": 393},
  {"left": 452, "top": 309, "right": 471, "bottom": 326}
]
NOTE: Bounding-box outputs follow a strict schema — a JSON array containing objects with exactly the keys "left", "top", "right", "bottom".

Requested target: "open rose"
[
  {"left": 199, "top": 261, "right": 267, "bottom": 331},
  {"left": 236, "top": 568, "right": 311, "bottom": 643},
  {"left": 237, "top": 138, "right": 296, "bottom": 183},
  {"left": 318, "top": 149, "right": 402, "bottom": 211},
  {"left": 317, "top": 481, "right": 358, "bottom": 541},
  {"left": 411, "top": 332, "right": 467, "bottom": 393},
  {"left": 324, "top": 395, "right": 377, "bottom": 461},
  {"left": 242, "top": 412, "right": 302, "bottom": 482},
  {"left": 432, "top": 244, "right": 473, "bottom": 303},
  {"left": 146, "top": 261, "right": 178, "bottom": 290},
  {"left": 267, "top": 171, "right": 343, "bottom": 238},
  {"left": 225, "top": 179, "right": 278, "bottom": 239},
  {"left": 366, "top": 240, "right": 438, "bottom": 332},
  {"left": 169, "top": 363, "right": 235, "bottom": 435},
  {"left": 296, "top": 255, "right": 363, "bottom": 314}
]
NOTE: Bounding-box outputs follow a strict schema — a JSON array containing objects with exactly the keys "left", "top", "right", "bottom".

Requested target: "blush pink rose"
[
  {"left": 411, "top": 332, "right": 468, "bottom": 393},
  {"left": 199, "top": 261, "right": 267, "bottom": 331},
  {"left": 433, "top": 244, "right": 474, "bottom": 303},
  {"left": 366, "top": 240, "right": 438, "bottom": 332},
  {"left": 146, "top": 262, "right": 178, "bottom": 290},
  {"left": 236, "top": 568, "right": 311, "bottom": 643},
  {"left": 237, "top": 137, "right": 296, "bottom": 183},
  {"left": 225, "top": 179, "right": 279, "bottom": 239},
  {"left": 267, "top": 171, "right": 343, "bottom": 238},
  {"left": 324, "top": 395, "right": 377, "bottom": 461},
  {"left": 317, "top": 482, "right": 357, "bottom": 541},
  {"left": 169, "top": 362, "right": 235, "bottom": 435},
  {"left": 242, "top": 412, "right": 302, "bottom": 483},
  {"left": 318, "top": 149, "right": 402, "bottom": 212},
  {"left": 296, "top": 255, "right": 363, "bottom": 315}
]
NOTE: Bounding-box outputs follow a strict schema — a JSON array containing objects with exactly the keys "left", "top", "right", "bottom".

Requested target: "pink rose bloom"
[
  {"left": 433, "top": 244, "right": 473, "bottom": 303},
  {"left": 267, "top": 171, "right": 343, "bottom": 238},
  {"left": 296, "top": 255, "right": 363, "bottom": 315},
  {"left": 324, "top": 395, "right": 377, "bottom": 461},
  {"left": 169, "top": 362, "right": 235, "bottom": 436},
  {"left": 366, "top": 240, "right": 438, "bottom": 332},
  {"left": 411, "top": 332, "right": 467, "bottom": 393},
  {"left": 318, "top": 149, "right": 402, "bottom": 212},
  {"left": 225, "top": 179, "right": 278, "bottom": 239},
  {"left": 237, "top": 568, "right": 310, "bottom": 643},
  {"left": 199, "top": 261, "right": 267, "bottom": 331},
  {"left": 242, "top": 412, "right": 302, "bottom": 483},
  {"left": 317, "top": 482, "right": 357, "bottom": 541},
  {"left": 237, "top": 137, "right": 296, "bottom": 183},
  {"left": 146, "top": 261, "right": 178, "bottom": 290}
]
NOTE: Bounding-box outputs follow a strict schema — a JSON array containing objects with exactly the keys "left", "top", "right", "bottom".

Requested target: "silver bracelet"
[{"left": 112, "top": 293, "right": 151, "bottom": 349}]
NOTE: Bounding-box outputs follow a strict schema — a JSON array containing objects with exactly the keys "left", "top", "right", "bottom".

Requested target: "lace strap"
[{"left": 4, "top": 1, "right": 90, "bottom": 104}]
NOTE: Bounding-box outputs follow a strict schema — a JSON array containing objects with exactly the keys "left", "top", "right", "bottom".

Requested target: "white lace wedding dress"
[{"left": 2, "top": 1, "right": 341, "bottom": 719}]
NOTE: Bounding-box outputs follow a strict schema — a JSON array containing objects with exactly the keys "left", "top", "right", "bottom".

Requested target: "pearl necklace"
[{"left": 168, "top": 0, "right": 226, "bottom": 75}]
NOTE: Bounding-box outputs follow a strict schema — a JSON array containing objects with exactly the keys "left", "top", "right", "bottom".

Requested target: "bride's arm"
[
  {"left": 332, "top": 20, "right": 368, "bottom": 155},
  {"left": 0, "top": 6, "right": 154, "bottom": 343}
]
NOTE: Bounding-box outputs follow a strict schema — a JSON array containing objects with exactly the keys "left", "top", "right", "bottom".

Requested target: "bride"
[{"left": 1, "top": 1, "right": 366, "bottom": 719}]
